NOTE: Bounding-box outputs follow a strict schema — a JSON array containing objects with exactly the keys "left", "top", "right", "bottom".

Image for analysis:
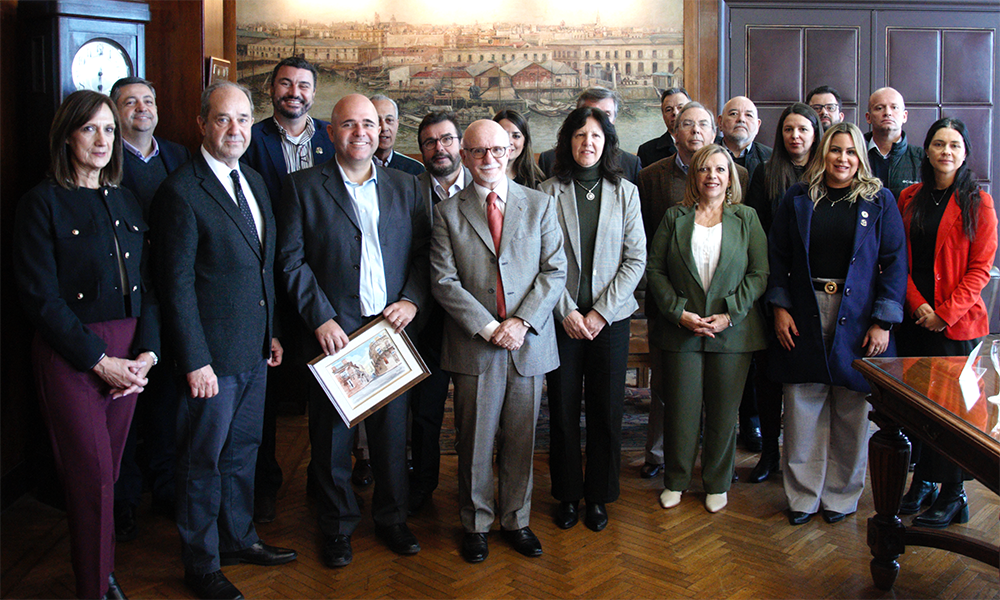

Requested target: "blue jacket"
[
  {"left": 765, "top": 183, "right": 907, "bottom": 392},
  {"left": 241, "top": 117, "right": 336, "bottom": 205}
]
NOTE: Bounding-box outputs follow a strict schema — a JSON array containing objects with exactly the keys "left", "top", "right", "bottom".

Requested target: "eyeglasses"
[
  {"left": 810, "top": 103, "right": 839, "bottom": 113},
  {"left": 420, "top": 134, "right": 457, "bottom": 150},
  {"left": 464, "top": 146, "right": 508, "bottom": 159},
  {"left": 678, "top": 119, "right": 713, "bottom": 131}
]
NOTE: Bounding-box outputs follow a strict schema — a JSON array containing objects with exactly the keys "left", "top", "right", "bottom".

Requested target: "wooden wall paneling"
[
  {"left": 684, "top": 0, "right": 720, "bottom": 111},
  {"left": 146, "top": 1, "right": 205, "bottom": 151}
]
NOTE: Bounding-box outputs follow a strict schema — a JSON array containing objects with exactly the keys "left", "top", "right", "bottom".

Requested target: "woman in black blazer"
[{"left": 13, "top": 90, "right": 158, "bottom": 600}]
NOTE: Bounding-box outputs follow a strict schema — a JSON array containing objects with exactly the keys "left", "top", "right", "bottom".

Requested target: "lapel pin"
[
  {"left": 860, "top": 219, "right": 868, "bottom": 226},
  {"left": 316, "top": 147, "right": 324, "bottom": 155},
  {"left": 861, "top": 210, "right": 869, "bottom": 218}
]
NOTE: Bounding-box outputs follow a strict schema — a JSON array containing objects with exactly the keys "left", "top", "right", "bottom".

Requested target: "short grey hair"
[
  {"left": 369, "top": 94, "right": 398, "bottom": 117},
  {"left": 677, "top": 101, "right": 717, "bottom": 133},
  {"left": 200, "top": 81, "right": 254, "bottom": 121},
  {"left": 576, "top": 86, "right": 622, "bottom": 117}
]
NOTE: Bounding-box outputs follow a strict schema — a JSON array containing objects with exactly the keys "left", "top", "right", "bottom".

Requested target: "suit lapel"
[
  {"left": 322, "top": 162, "right": 362, "bottom": 232},
  {"left": 708, "top": 207, "right": 738, "bottom": 294},
  {"left": 794, "top": 193, "right": 814, "bottom": 255},
  {"left": 556, "top": 180, "right": 582, "bottom": 266},
  {"left": 676, "top": 207, "right": 700, "bottom": 286},
  {"left": 193, "top": 154, "right": 262, "bottom": 260},
  {"left": 376, "top": 167, "right": 393, "bottom": 243},
  {"left": 935, "top": 195, "right": 962, "bottom": 258},
  {"left": 260, "top": 120, "right": 290, "bottom": 183},
  {"left": 499, "top": 181, "right": 525, "bottom": 256},
  {"left": 458, "top": 187, "right": 496, "bottom": 254},
  {"left": 851, "top": 196, "right": 882, "bottom": 259},
  {"left": 591, "top": 178, "right": 619, "bottom": 265}
]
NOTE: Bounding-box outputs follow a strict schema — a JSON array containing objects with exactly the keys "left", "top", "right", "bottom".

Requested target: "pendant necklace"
[
  {"left": 575, "top": 179, "right": 600, "bottom": 201},
  {"left": 931, "top": 187, "right": 950, "bottom": 206}
]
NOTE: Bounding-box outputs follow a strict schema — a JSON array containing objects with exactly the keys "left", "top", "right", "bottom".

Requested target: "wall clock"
[{"left": 71, "top": 38, "right": 134, "bottom": 94}]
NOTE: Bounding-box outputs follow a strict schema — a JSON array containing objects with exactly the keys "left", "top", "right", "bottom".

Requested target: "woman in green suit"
[{"left": 646, "top": 144, "right": 769, "bottom": 513}]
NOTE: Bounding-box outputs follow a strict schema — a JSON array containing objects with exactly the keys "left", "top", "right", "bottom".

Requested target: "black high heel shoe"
[
  {"left": 912, "top": 483, "right": 969, "bottom": 528},
  {"left": 899, "top": 479, "right": 938, "bottom": 515}
]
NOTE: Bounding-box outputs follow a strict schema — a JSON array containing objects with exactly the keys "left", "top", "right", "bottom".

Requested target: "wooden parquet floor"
[{"left": 2, "top": 412, "right": 998, "bottom": 599}]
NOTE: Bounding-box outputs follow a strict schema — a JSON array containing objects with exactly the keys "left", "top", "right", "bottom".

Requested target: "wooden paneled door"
[{"left": 723, "top": 1, "right": 998, "bottom": 193}]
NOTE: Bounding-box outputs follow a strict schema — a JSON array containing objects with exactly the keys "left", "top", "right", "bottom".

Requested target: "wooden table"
[{"left": 854, "top": 357, "right": 1000, "bottom": 591}]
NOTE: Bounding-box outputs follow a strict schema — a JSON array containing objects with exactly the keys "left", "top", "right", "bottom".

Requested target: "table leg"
[{"left": 866, "top": 411, "right": 911, "bottom": 591}]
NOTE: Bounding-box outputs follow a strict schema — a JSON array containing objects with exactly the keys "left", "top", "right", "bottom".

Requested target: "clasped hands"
[
  {"left": 679, "top": 310, "right": 730, "bottom": 338},
  {"left": 491, "top": 317, "right": 528, "bottom": 351},
  {"left": 562, "top": 309, "right": 607, "bottom": 340},
  {"left": 913, "top": 303, "right": 947, "bottom": 332},
  {"left": 93, "top": 351, "right": 157, "bottom": 399}
]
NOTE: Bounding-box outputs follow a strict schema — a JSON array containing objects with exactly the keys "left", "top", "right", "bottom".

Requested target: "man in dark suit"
[
  {"left": 371, "top": 94, "right": 425, "bottom": 176},
  {"left": 636, "top": 87, "right": 689, "bottom": 169},
  {"left": 276, "top": 94, "right": 430, "bottom": 569},
  {"left": 110, "top": 76, "right": 191, "bottom": 542},
  {"left": 537, "top": 87, "right": 643, "bottom": 183},
  {"left": 152, "top": 81, "right": 297, "bottom": 600},
  {"left": 716, "top": 95, "right": 773, "bottom": 179},
  {"left": 431, "top": 120, "right": 566, "bottom": 563},
  {"left": 240, "top": 56, "right": 336, "bottom": 524},
  {"left": 407, "top": 111, "right": 472, "bottom": 514}
]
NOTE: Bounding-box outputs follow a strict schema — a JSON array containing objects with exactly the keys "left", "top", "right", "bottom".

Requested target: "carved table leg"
[{"left": 866, "top": 410, "right": 911, "bottom": 591}]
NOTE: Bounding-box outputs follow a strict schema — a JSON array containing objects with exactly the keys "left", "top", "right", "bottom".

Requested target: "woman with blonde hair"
[
  {"left": 646, "top": 143, "right": 769, "bottom": 514},
  {"left": 766, "top": 122, "right": 907, "bottom": 526}
]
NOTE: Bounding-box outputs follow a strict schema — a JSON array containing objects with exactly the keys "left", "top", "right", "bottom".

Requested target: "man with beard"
[
  {"left": 371, "top": 95, "right": 425, "bottom": 176},
  {"left": 241, "top": 56, "right": 335, "bottom": 524},
  {"left": 717, "top": 95, "right": 772, "bottom": 177},
  {"left": 807, "top": 85, "right": 845, "bottom": 131},
  {"left": 407, "top": 111, "right": 472, "bottom": 514}
]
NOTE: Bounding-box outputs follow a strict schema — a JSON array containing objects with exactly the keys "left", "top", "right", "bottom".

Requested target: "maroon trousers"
[{"left": 32, "top": 319, "right": 139, "bottom": 599}]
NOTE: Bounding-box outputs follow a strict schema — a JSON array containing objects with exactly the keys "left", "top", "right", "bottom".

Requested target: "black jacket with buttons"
[{"left": 13, "top": 179, "right": 160, "bottom": 371}]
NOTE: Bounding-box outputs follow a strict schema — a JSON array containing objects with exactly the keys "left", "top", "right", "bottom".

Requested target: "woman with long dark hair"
[
  {"left": 13, "top": 90, "right": 159, "bottom": 599},
  {"left": 766, "top": 122, "right": 907, "bottom": 526},
  {"left": 494, "top": 109, "right": 545, "bottom": 189},
  {"left": 895, "top": 117, "right": 997, "bottom": 527},
  {"left": 540, "top": 107, "right": 646, "bottom": 531},
  {"left": 743, "top": 103, "right": 822, "bottom": 483}
]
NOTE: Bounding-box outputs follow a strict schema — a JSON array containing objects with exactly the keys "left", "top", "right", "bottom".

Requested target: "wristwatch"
[{"left": 873, "top": 319, "right": 893, "bottom": 332}]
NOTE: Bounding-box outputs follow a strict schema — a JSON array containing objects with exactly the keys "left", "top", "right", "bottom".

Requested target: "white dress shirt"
[
  {"left": 336, "top": 160, "right": 388, "bottom": 317},
  {"left": 200, "top": 145, "right": 264, "bottom": 243}
]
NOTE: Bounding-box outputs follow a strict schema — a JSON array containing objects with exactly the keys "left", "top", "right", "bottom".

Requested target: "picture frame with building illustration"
[{"left": 308, "top": 316, "right": 429, "bottom": 427}]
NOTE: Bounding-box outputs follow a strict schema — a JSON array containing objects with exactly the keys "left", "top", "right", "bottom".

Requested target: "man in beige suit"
[
  {"left": 430, "top": 120, "right": 566, "bottom": 563},
  {"left": 636, "top": 101, "right": 750, "bottom": 479}
]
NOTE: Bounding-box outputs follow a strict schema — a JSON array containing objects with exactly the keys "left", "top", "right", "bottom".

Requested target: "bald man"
[
  {"left": 717, "top": 95, "right": 772, "bottom": 177},
  {"left": 431, "top": 120, "right": 566, "bottom": 563},
  {"left": 865, "top": 87, "right": 923, "bottom": 200},
  {"left": 276, "top": 94, "right": 431, "bottom": 568}
]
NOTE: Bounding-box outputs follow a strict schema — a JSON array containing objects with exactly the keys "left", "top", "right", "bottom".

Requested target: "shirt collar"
[
  {"left": 123, "top": 136, "right": 160, "bottom": 162},
  {"left": 473, "top": 177, "right": 508, "bottom": 208},
  {"left": 336, "top": 158, "right": 378, "bottom": 188},
  {"left": 373, "top": 149, "right": 394, "bottom": 168},
  {"left": 433, "top": 169, "right": 465, "bottom": 199},
  {"left": 200, "top": 145, "right": 245, "bottom": 193},
  {"left": 272, "top": 115, "right": 315, "bottom": 143},
  {"left": 675, "top": 153, "right": 689, "bottom": 174}
]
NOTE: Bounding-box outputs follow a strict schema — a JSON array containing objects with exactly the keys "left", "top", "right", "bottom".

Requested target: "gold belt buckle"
[{"left": 824, "top": 281, "right": 839, "bottom": 295}]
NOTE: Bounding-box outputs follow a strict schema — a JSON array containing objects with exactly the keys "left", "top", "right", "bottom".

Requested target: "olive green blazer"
[{"left": 646, "top": 202, "right": 769, "bottom": 353}]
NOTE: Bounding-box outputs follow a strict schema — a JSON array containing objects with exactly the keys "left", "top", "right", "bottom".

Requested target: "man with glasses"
[
  {"left": 430, "top": 120, "right": 566, "bottom": 563},
  {"left": 371, "top": 94, "right": 425, "bottom": 176},
  {"left": 637, "top": 87, "right": 690, "bottom": 168},
  {"left": 406, "top": 111, "right": 472, "bottom": 514},
  {"left": 276, "top": 94, "right": 430, "bottom": 568},
  {"left": 241, "top": 56, "right": 336, "bottom": 524},
  {"left": 806, "top": 85, "right": 845, "bottom": 130},
  {"left": 636, "top": 102, "right": 750, "bottom": 480}
]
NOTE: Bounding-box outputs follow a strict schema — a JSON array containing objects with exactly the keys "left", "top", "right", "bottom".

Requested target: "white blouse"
[{"left": 691, "top": 222, "right": 723, "bottom": 290}]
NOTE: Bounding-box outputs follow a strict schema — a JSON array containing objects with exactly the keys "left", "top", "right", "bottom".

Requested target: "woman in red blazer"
[{"left": 896, "top": 117, "right": 998, "bottom": 528}]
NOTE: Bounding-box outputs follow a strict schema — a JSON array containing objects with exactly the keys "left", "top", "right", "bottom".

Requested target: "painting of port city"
[{"left": 236, "top": 0, "right": 684, "bottom": 155}]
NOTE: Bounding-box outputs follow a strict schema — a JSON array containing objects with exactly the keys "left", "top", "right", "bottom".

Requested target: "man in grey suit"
[
  {"left": 276, "top": 94, "right": 430, "bottom": 569},
  {"left": 153, "top": 81, "right": 296, "bottom": 600},
  {"left": 407, "top": 111, "right": 472, "bottom": 514},
  {"left": 430, "top": 120, "right": 566, "bottom": 563}
]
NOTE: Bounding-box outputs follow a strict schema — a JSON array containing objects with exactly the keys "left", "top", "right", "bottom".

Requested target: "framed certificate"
[{"left": 308, "top": 316, "right": 429, "bottom": 427}]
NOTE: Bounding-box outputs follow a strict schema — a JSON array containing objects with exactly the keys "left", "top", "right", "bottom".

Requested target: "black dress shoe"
[
  {"left": 114, "top": 502, "right": 138, "bottom": 542},
  {"left": 184, "top": 570, "right": 244, "bottom": 600},
  {"left": 352, "top": 459, "right": 374, "bottom": 487},
  {"left": 103, "top": 572, "right": 127, "bottom": 600},
  {"left": 822, "top": 510, "right": 851, "bottom": 524},
  {"left": 376, "top": 523, "right": 421, "bottom": 555},
  {"left": 219, "top": 541, "right": 297, "bottom": 566},
  {"left": 584, "top": 503, "right": 608, "bottom": 532},
  {"left": 748, "top": 452, "right": 780, "bottom": 484},
  {"left": 554, "top": 501, "right": 579, "bottom": 529},
  {"left": 254, "top": 494, "right": 277, "bottom": 524},
  {"left": 640, "top": 462, "right": 664, "bottom": 478},
  {"left": 322, "top": 535, "right": 353, "bottom": 568},
  {"left": 408, "top": 490, "right": 429, "bottom": 516},
  {"left": 501, "top": 527, "right": 542, "bottom": 557},
  {"left": 913, "top": 484, "right": 969, "bottom": 528},
  {"left": 788, "top": 511, "right": 813, "bottom": 526},
  {"left": 740, "top": 420, "right": 762, "bottom": 452},
  {"left": 461, "top": 533, "right": 489, "bottom": 563},
  {"left": 899, "top": 479, "right": 938, "bottom": 515}
]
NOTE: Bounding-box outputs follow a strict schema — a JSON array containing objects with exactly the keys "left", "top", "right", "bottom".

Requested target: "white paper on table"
[{"left": 958, "top": 340, "right": 985, "bottom": 411}]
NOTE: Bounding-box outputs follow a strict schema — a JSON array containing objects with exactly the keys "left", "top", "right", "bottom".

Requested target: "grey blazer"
[
  {"left": 430, "top": 179, "right": 567, "bottom": 377},
  {"left": 538, "top": 176, "right": 646, "bottom": 325}
]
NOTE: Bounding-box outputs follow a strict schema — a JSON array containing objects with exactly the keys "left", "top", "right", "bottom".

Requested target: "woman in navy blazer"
[
  {"left": 13, "top": 91, "right": 158, "bottom": 600},
  {"left": 647, "top": 144, "right": 769, "bottom": 514},
  {"left": 766, "top": 122, "right": 907, "bottom": 526},
  {"left": 895, "top": 117, "right": 997, "bottom": 527}
]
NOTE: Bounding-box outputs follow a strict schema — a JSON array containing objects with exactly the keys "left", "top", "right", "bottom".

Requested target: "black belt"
[{"left": 812, "top": 280, "right": 843, "bottom": 294}]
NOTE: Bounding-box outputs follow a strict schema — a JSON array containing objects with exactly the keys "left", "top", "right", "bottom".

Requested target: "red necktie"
[{"left": 486, "top": 191, "right": 506, "bottom": 319}]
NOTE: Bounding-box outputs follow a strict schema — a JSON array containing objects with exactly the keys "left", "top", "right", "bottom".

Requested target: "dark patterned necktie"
[
  {"left": 230, "top": 169, "right": 261, "bottom": 248},
  {"left": 486, "top": 191, "right": 506, "bottom": 319}
]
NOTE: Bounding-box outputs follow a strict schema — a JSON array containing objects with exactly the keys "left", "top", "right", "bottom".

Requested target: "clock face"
[{"left": 71, "top": 39, "right": 132, "bottom": 94}]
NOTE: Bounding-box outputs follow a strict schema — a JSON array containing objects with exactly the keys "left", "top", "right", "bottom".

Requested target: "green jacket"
[{"left": 646, "top": 203, "right": 769, "bottom": 353}]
